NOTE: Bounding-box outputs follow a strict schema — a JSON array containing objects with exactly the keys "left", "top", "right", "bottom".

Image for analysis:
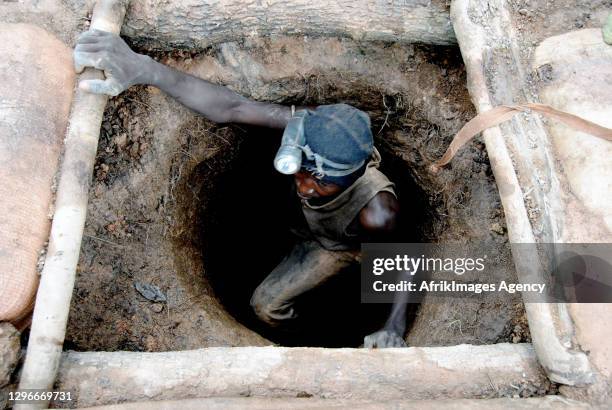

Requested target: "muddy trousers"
[{"left": 250, "top": 240, "right": 359, "bottom": 326}]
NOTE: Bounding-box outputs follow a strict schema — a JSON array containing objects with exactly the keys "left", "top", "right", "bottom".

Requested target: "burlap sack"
[
  {"left": 535, "top": 28, "right": 612, "bottom": 242},
  {"left": 0, "top": 24, "right": 74, "bottom": 323}
]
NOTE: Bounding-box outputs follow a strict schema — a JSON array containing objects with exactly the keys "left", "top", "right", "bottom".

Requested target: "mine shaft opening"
[
  {"left": 195, "top": 121, "right": 435, "bottom": 347},
  {"left": 166, "top": 43, "right": 526, "bottom": 348}
]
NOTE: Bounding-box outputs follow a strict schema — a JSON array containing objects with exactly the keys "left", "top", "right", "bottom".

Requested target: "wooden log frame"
[
  {"left": 449, "top": 0, "right": 595, "bottom": 387},
  {"left": 121, "top": 0, "right": 456, "bottom": 48},
  {"left": 55, "top": 344, "right": 546, "bottom": 407}
]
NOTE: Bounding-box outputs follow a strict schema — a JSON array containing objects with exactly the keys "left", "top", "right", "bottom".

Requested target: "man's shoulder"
[{"left": 359, "top": 191, "right": 400, "bottom": 233}]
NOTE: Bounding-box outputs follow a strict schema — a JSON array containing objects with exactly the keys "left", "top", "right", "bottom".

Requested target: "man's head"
[{"left": 275, "top": 104, "right": 374, "bottom": 200}]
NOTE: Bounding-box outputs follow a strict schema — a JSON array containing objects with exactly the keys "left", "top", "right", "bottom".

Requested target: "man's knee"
[
  {"left": 250, "top": 287, "right": 293, "bottom": 326},
  {"left": 250, "top": 287, "right": 275, "bottom": 325},
  {"left": 249, "top": 288, "right": 268, "bottom": 321}
]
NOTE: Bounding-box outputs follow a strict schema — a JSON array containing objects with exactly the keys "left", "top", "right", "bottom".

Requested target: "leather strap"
[{"left": 430, "top": 103, "right": 612, "bottom": 173}]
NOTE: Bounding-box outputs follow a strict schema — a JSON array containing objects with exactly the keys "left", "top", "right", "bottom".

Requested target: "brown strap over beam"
[{"left": 430, "top": 103, "right": 612, "bottom": 173}]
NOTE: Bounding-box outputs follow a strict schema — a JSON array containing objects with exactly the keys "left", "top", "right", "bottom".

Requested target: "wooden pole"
[{"left": 15, "top": 1, "right": 129, "bottom": 408}]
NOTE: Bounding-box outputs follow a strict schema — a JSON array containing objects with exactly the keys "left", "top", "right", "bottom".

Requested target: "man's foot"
[{"left": 363, "top": 329, "right": 407, "bottom": 348}]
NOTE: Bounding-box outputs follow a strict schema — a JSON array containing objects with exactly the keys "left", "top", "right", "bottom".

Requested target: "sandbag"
[
  {"left": 0, "top": 24, "right": 75, "bottom": 323},
  {"left": 534, "top": 28, "right": 612, "bottom": 241}
]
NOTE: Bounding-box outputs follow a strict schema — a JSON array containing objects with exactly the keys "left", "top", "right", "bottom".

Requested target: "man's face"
[{"left": 294, "top": 170, "right": 343, "bottom": 200}]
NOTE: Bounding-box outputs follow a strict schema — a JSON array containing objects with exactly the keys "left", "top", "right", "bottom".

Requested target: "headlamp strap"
[{"left": 301, "top": 144, "right": 365, "bottom": 178}]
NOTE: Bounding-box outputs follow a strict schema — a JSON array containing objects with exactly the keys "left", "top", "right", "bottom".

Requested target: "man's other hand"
[
  {"left": 363, "top": 329, "right": 407, "bottom": 348},
  {"left": 74, "top": 29, "right": 151, "bottom": 96}
]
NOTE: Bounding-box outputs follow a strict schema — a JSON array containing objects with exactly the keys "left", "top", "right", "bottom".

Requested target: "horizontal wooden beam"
[
  {"left": 56, "top": 344, "right": 545, "bottom": 407},
  {"left": 121, "top": 0, "right": 456, "bottom": 48}
]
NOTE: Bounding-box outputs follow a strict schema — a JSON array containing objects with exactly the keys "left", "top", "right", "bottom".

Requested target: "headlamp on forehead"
[
  {"left": 274, "top": 110, "right": 308, "bottom": 175},
  {"left": 274, "top": 109, "right": 366, "bottom": 178}
]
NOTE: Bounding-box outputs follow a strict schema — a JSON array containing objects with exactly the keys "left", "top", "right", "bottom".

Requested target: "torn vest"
[{"left": 301, "top": 148, "right": 396, "bottom": 251}]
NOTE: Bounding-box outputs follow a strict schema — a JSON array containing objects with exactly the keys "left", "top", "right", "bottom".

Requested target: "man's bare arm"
[
  {"left": 359, "top": 192, "right": 410, "bottom": 348},
  {"left": 74, "top": 30, "right": 291, "bottom": 129}
]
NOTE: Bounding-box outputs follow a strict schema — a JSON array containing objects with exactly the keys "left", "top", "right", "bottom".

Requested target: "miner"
[{"left": 74, "top": 29, "right": 408, "bottom": 348}]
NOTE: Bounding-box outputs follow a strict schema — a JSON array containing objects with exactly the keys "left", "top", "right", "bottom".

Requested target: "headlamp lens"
[{"left": 274, "top": 151, "right": 301, "bottom": 174}]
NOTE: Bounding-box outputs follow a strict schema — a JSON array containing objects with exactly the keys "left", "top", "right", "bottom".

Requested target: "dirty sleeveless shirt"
[{"left": 301, "top": 148, "right": 396, "bottom": 251}]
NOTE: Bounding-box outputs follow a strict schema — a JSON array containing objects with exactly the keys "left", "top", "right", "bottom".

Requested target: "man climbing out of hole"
[{"left": 74, "top": 30, "right": 409, "bottom": 348}]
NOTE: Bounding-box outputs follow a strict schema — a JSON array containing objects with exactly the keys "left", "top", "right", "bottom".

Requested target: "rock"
[
  {"left": 491, "top": 222, "right": 506, "bottom": 235},
  {"left": 134, "top": 282, "right": 167, "bottom": 302},
  {"left": 518, "top": 8, "right": 531, "bottom": 17},
  {"left": 0, "top": 322, "right": 20, "bottom": 387},
  {"left": 114, "top": 132, "right": 128, "bottom": 149},
  {"left": 151, "top": 303, "right": 164, "bottom": 313}
]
